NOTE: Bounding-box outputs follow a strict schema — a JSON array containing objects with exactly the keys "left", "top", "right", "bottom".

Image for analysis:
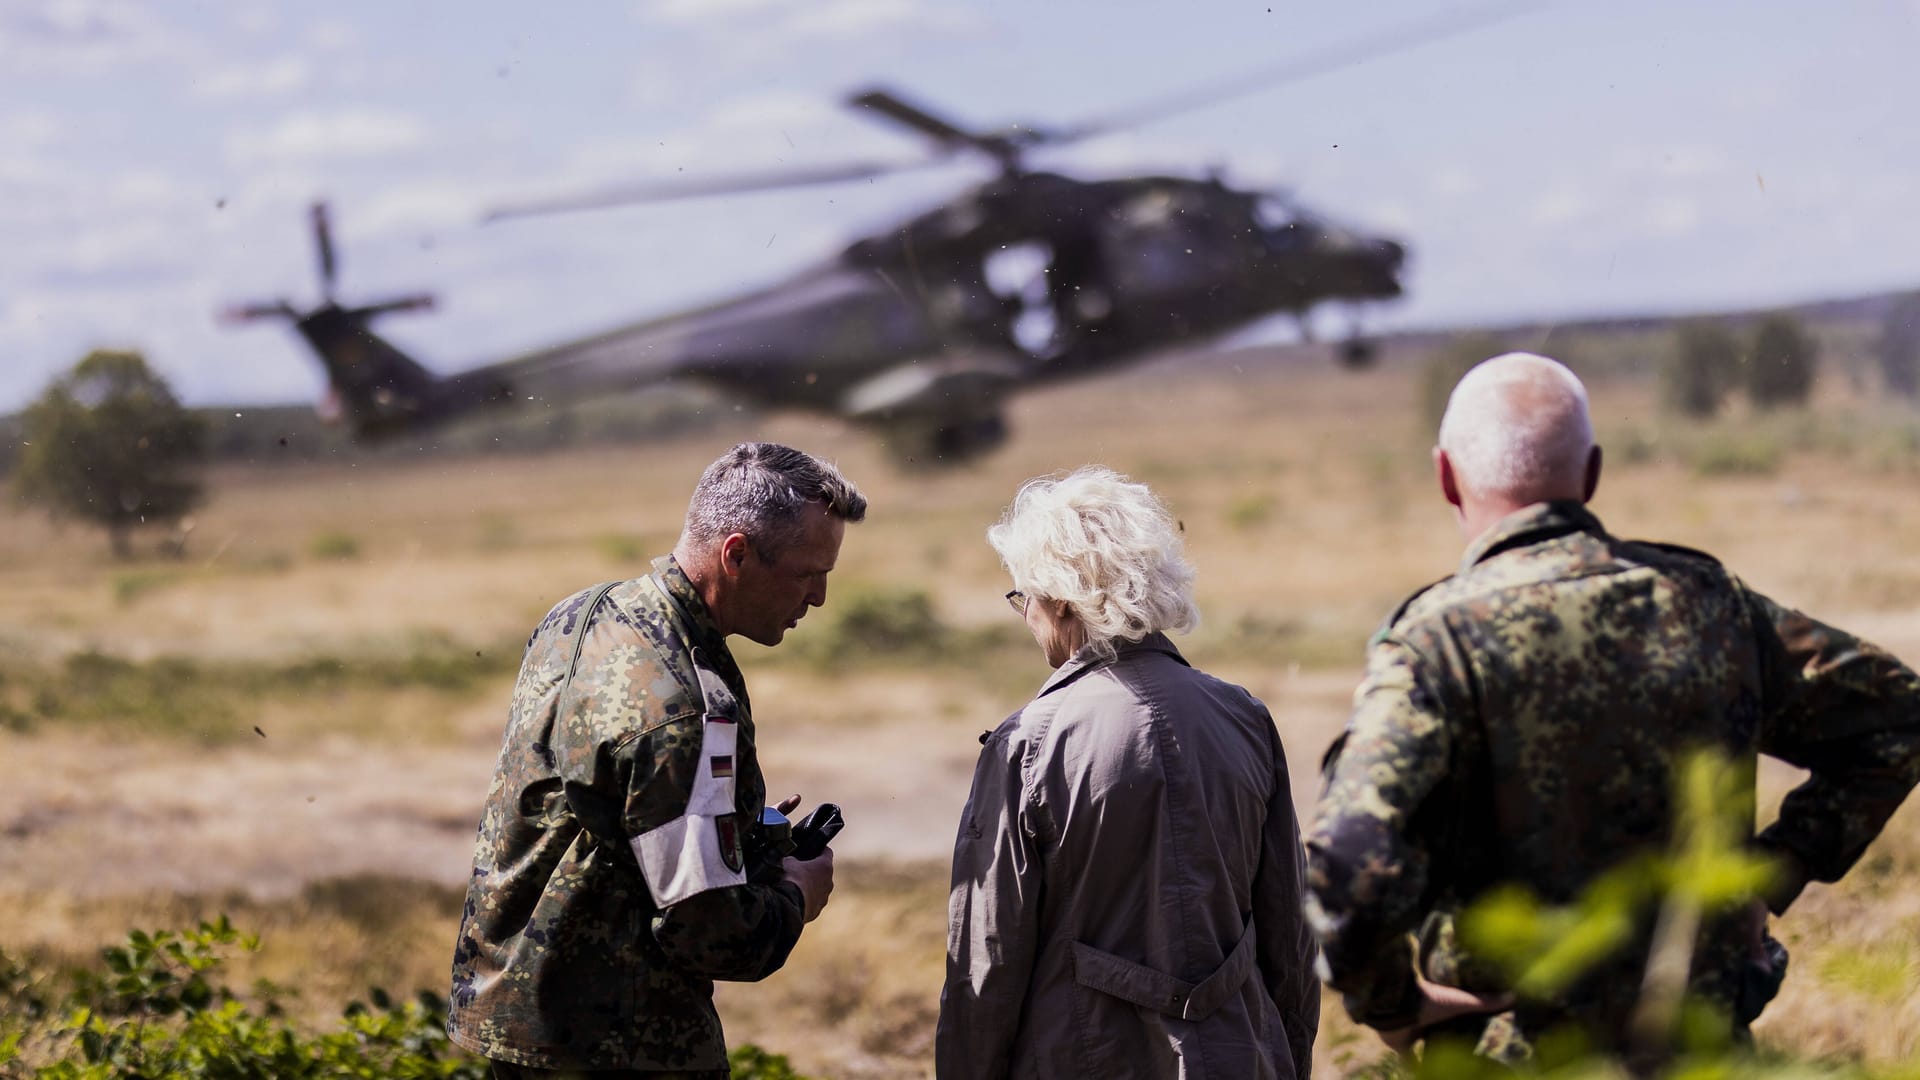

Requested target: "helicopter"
[{"left": 222, "top": 2, "right": 1532, "bottom": 464}]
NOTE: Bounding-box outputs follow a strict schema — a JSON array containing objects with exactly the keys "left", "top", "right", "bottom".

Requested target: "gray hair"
[
  {"left": 1437, "top": 352, "right": 1594, "bottom": 501},
  {"left": 682, "top": 442, "right": 867, "bottom": 559},
  {"left": 987, "top": 466, "right": 1198, "bottom": 660}
]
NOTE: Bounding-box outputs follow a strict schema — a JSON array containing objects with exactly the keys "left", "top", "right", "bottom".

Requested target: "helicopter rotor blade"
[
  {"left": 481, "top": 157, "right": 947, "bottom": 222},
  {"left": 352, "top": 294, "right": 438, "bottom": 318},
  {"left": 846, "top": 87, "right": 984, "bottom": 151},
  {"left": 311, "top": 201, "right": 338, "bottom": 300},
  {"left": 1049, "top": 0, "right": 1545, "bottom": 145},
  {"left": 218, "top": 300, "right": 296, "bottom": 325}
]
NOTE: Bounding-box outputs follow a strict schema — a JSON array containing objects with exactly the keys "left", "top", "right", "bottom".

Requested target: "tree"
[
  {"left": 14, "top": 350, "right": 207, "bottom": 558},
  {"left": 1660, "top": 320, "right": 1741, "bottom": 419},
  {"left": 1745, "top": 313, "right": 1818, "bottom": 409},
  {"left": 1877, "top": 292, "right": 1920, "bottom": 400}
]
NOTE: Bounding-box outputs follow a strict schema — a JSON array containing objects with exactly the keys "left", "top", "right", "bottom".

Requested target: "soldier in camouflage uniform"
[
  {"left": 449, "top": 443, "right": 866, "bottom": 1078},
  {"left": 1306, "top": 353, "right": 1920, "bottom": 1061}
]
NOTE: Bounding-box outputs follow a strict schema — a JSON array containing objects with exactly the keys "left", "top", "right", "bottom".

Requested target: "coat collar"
[
  {"left": 1035, "top": 631, "right": 1190, "bottom": 699},
  {"left": 1457, "top": 500, "right": 1606, "bottom": 575}
]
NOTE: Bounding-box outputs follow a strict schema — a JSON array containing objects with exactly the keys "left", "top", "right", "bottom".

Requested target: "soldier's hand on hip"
[
  {"left": 1378, "top": 975, "right": 1514, "bottom": 1057},
  {"left": 783, "top": 847, "right": 835, "bottom": 923}
]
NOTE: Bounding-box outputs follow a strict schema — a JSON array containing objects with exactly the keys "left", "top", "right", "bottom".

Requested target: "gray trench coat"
[{"left": 937, "top": 634, "right": 1319, "bottom": 1079}]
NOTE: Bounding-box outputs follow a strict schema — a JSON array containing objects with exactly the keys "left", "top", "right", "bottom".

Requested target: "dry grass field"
[{"left": 5, "top": 335, "right": 1920, "bottom": 1076}]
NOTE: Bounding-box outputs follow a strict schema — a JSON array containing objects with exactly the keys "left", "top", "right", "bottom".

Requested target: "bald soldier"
[
  {"left": 450, "top": 443, "right": 864, "bottom": 1078},
  {"left": 1306, "top": 353, "right": 1920, "bottom": 1060}
]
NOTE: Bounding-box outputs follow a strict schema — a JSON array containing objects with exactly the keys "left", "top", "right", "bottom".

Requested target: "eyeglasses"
[{"left": 1005, "top": 589, "right": 1029, "bottom": 617}]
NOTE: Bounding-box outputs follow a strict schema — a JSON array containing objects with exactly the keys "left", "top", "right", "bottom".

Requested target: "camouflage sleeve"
[
  {"left": 1252, "top": 713, "right": 1320, "bottom": 1068},
  {"left": 936, "top": 730, "right": 1044, "bottom": 1079},
  {"left": 1304, "top": 637, "right": 1453, "bottom": 1029},
  {"left": 1748, "top": 590, "right": 1920, "bottom": 913},
  {"left": 621, "top": 715, "right": 806, "bottom": 982}
]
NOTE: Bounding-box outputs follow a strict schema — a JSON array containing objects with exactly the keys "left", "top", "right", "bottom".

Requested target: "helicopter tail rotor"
[
  {"left": 217, "top": 202, "right": 474, "bottom": 440},
  {"left": 311, "top": 201, "right": 338, "bottom": 302}
]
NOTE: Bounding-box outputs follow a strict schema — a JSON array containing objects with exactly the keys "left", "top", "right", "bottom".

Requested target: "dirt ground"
[{"left": 7, "top": 346, "right": 1920, "bottom": 1075}]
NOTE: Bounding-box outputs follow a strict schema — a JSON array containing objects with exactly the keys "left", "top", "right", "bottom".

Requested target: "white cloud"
[
  {"left": 1529, "top": 185, "right": 1594, "bottom": 227},
  {"left": 642, "top": 0, "right": 782, "bottom": 23},
  {"left": 786, "top": 0, "right": 981, "bottom": 39},
  {"left": 634, "top": 0, "right": 986, "bottom": 61},
  {"left": 355, "top": 181, "right": 496, "bottom": 234},
  {"left": 191, "top": 55, "right": 313, "bottom": 99},
  {"left": 0, "top": 108, "right": 61, "bottom": 146},
  {"left": 305, "top": 18, "right": 359, "bottom": 51},
  {"left": 0, "top": 0, "right": 192, "bottom": 73},
  {"left": 225, "top": 109, "right": 427, "bottom": 164}
]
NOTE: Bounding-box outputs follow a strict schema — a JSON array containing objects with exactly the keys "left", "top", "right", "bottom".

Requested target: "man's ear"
[
  {"left": 1435, "top": 447, "right": 1464, "bottom": 510},
  {"left": 1582, "top": 445, "right": 1603, "bottom": 503},
  {"left": 718, "top": 533, "right": 752, "bottom": 579}
]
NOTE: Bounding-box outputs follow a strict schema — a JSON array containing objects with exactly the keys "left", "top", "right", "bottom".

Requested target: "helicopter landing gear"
[
  {"left": 1336, "top": 304, "right": 1379, "bottom": 369},
  {"left": 876, "top": 411, "right": 1010, "bottom": 469},
  {"left": 1339, "top": 337, "right": 1378, "bottom": 369}
]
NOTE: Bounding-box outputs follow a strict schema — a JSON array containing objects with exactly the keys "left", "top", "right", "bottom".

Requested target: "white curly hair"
[{"left": 987, "top": 466, "right": 1199, "bottom": 659}]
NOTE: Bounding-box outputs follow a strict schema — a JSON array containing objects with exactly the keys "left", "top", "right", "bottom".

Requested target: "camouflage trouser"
[{"left": 489, "top": 1062, "right": 728, "bottom": 1080}]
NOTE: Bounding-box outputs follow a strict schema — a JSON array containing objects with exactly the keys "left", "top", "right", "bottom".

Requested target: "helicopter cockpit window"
[
  {"left": 1108, "top": 190, "right": 1241, "bottom": 294},
  {"left": 1256, "top": 195, "right": 1314, "bottom": 251},
  {"left": 1254, "top": 195, "right": 1299, "bottom": 229},
  {"left": 982, "top": 242, "right": 1061, "bottom": 356}
]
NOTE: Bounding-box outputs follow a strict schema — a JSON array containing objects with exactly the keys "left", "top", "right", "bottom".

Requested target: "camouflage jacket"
[
  {"left": 1305, "top": 501, "right": 1920, "bottom": 1054},
  {"left": 449, "top": 556, "right": 804, "bottom": 1073}
]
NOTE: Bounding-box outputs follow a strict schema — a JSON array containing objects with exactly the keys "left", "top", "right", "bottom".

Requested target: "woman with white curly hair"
[{"left": 936, "top": 466, "right": 1319, "bottom": 1080}]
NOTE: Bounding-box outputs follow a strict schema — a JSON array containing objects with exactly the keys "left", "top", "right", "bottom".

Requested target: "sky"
[{"left": 5, "top": 0, "right": 1920, "bottom": 412}]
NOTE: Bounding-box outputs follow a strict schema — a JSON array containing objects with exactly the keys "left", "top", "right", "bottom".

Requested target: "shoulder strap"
[
  {"left": 1371, "top": 575, "right": 1451, "bottom": 645},
  {"left": 1636, "top": 539, "right": 1726, "bottom": 566},
  {"left": 559, "top": 580, "right": 621, "bottom": 689}
]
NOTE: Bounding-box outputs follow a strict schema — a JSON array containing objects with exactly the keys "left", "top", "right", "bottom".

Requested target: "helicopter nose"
[{"left": 1377, "top": 238, "right": 1406, "bottom": 270}]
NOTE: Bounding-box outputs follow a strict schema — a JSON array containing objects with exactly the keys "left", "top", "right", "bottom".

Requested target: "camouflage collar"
[
  {"left": 651, "top": 554, "right": 730, "bottom": 660},
  {"left": 1458, "top": 500, "right": 1606, "bottom": 574},
  {"left": 1036, "top": 631, "right": 1189, "bottom": 698}
]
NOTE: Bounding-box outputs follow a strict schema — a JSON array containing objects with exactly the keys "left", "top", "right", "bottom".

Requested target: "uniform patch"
[
  {"left": 716, "top": 813, "right": 743, "bottom": 872},
  {"left": 711, "top": 754, "right": 734, "bottom": 778},
  {"left": 632, "top": 813, "right": 748, "bottom": 907}
]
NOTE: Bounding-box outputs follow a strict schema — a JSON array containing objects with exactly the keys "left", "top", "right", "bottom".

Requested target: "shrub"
[
  {"left": 1225, "top": 493, "right": 1275, "bottom": 531},
  {"left": 1878, "top": 292, "right": 1920, "bottom": 399},
  {"left": 1690, "top": 432, "right": 1783, "bottom": 477},
  {"left": 1662, "top": 321, "right": 1742, "bottom": 419},
  {"left": 0, "top": 918, "right": 813, "bottom": 1078},
  {"left": 1747, "top": 314, "right": 1819, "bottom": 409},
  {"left": 595, "top": 532, "right": 646, "bottom": 563},
  {"left": 307, "top": 531, "right": 361, "bottom": 561},
  {"left": 804, "top": 587, "right": 949, "bottom": 665}
]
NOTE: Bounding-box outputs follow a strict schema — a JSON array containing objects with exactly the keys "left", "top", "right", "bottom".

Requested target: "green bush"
[
  {"left": 595, "top": 532, "right": 646, "bottom": 563},
  {"left": 110, "top": 569, "right": 181, "bottom": 608},
  {"left": 307, "top": 531, "right": 362, "bottom": 561},
  {"left": 1877, "top": 292, "right": 1920, "bottom": 399},
  {"left": 0, "top": 918, "right": 813, "bottom": 1078},
  {"left": 1689, "top": 432, "right": 1783, "bottom": 477},
  {"left": 1662, "top": 321, "right": 1742, "bottom": 419},
  {"left": 1394, "top": 753, "right": 1904, "bottom": 1078},
  {"left": 801, "top": 587, "right": 949, "bottom": 665},
  {"left": 1747, "top": 314, "right": 1819, "bottom": 409},
  {"left": 1225, "top": 493, "right": 1276, "bottom": 531}
]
